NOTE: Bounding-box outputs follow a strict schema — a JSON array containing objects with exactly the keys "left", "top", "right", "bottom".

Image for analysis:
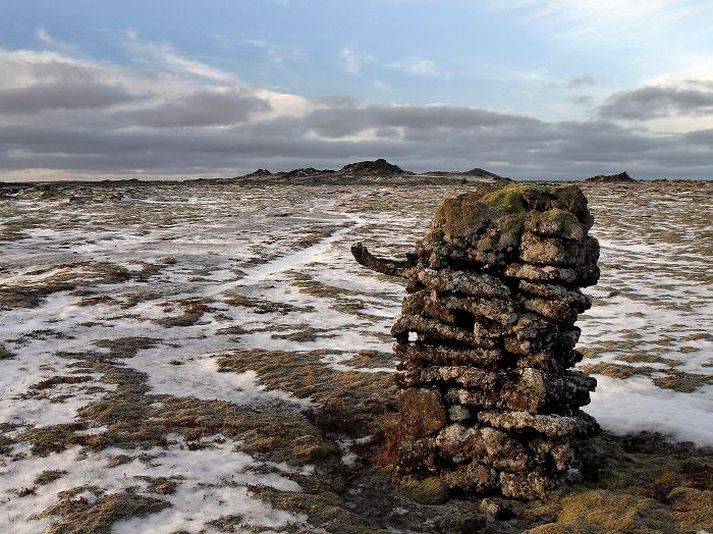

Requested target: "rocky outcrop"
[
  {"left": 236, "top": 159, "right": 411, "bottom": 180},
  {"left": 421, "top": 168, "right": 511, "bottom": 182},
  {"left": 337, "top": 159, "right": 411, "bottom": 177},
  {"left": 280, "top": 167, "right": 336, "bottom": 178},
  {"left": 463, "top": 168, "right": 512, "bottom": 182},
  {"left": 584, "top": 171, "right": 635, "bottom": 183},
  {"left": 352, "top": 183, "right": 601, "bottom": 500},
  {"left": 245, "top": 168, "right": 272, "bottom": 178}
]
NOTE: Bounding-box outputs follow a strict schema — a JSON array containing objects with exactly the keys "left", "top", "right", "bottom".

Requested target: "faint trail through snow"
[{"left": 237, "top": 214, "right": 365, "bottom": 285}]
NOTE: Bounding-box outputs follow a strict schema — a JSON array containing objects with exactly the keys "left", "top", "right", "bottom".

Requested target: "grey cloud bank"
[
  {"left": 1, "top": 47, "right": 712, "bottom": 181},
  {"left": 599, "top": 85, "right": 713, "bottom": 120},
  {"left": 115, "top": 90, "right": 272, "bottom": 128},
  {"left": 0, "top": 80, "right": 137, "bottom": 113}
]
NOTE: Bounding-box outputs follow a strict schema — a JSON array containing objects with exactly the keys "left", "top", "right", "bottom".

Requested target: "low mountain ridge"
[
  {"left": 337, "top": 158, "right": 411, "bottom": 176},
  {"left": 584, "top": 171, "right": 636, "bottom": 183}
]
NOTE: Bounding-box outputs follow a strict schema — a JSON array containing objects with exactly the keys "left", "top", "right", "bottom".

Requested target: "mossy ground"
[
  {"left": 32, "top": 492, "right": 171, "bottom": 534},
  {"left": 1, "top": 179, "right": 711, "bottom": 532},
  {"left": 580, "top": 362, "right": 713, "bottom": 392},
  {"left": 479, "top": 185, "right": 531, "bottom": 214}
]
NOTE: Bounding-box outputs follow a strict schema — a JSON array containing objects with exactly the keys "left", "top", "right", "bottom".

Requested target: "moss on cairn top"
[{"left": 419, "top": 184, "right": 595, "bottom": 270}]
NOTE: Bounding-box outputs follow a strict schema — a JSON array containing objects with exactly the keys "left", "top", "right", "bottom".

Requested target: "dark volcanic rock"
[
  {"left": 584, "top": 171, "right": 636, "bottom": 183},
  {"left": 463, "top": 168, "right": 512, "bottom": 181},
  {"left": 399, "top": 388, "right": 448, "bottom": 438},
  {"left": 422, "top": 167, "right": 511, "bottom": 182},
  {"left": 352, "top": 183, "right": 600, "bottom": 500},
  {"left": 337, "top": 158, "right": 411, "bottom": 177},
  {"left": 245, "top": 168, "right": 272, "bottom": 177},
  {"left": 279, "top": 167, "right": 336, "bottom": 178}
]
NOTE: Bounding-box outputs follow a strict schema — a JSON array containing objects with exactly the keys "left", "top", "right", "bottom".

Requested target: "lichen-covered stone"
[
  {"left": 448, "top": 404, "right": 472, "bottom": 422},
  {"left": 441, "top": 462, "right": 499, "bottom": 492},
  {"left": 436, "top": 424, "right": 530, "bottom": 470},
  {"left": 477, "top": 410, "right": 599, "bottom": 438},
  {"left": 520, "top": 233, "right": 598, "bottom": 267},
  {"left": 398, "top": 388, "right": 447, "bottom": 438},
  {"left": 499, "top": 470, "right": 551, "bottom": 499},
  {"left": 352, "top": 183, "right": 600, "bottom": 500},
  {"left": 405, "top": 268, "right": 511, "bottom": 299},
  {"left": 524, "top": 208, "right": 586, "bottom": 240},
  {"left": 394, "top": 342, "right": 503, "bottom": 368},
  {"left": 504, "top": 262, "right": 600, "bottom": 287}
]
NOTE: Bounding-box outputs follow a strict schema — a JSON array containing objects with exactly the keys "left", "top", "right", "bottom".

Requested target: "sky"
[{"left": 1, "top": 0, "right": 713, "bottom": 180}]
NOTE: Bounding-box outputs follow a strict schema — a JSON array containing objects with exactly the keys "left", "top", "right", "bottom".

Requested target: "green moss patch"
[{"left": 479, "top": 185, "right": 529, "bottom": 214}]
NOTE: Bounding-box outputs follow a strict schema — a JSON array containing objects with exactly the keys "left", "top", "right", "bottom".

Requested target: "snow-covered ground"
[{"left": 0, "top": 179, "right": 710, "bottom": 532}]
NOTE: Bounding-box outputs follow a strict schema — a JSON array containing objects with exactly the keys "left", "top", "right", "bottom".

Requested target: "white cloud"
[
  {"left": 122, "top": 29, "right": 235, "bottom": 82},
  {"left": 372, "top": 79, "right": 389, "bottom": 92},
  {"left": 1, "top": 40, "right": 713, "bottom": 179},
  {"left": 387, "top": 57, "right": 447, "bottom": 78},
  {"left": 338, "top": 47, "right": 373, "bottom": 76},
  {"left": 568, "top": 74, "right": 595, "bottom": 88},
  {"left": 35, "top": 28, "right": 77, "bottom": 53},
  {"left": 487, "top": 0, "right": 713, "bottom": 44},
  {"left": 644, "top": 55, "right": 713, "bottom": 86},
  {"left": 244, "top": 39, "right": 306, "bottom": 66}
]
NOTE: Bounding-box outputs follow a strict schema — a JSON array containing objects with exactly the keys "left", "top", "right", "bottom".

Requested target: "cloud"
[
  {"left": 683, "top": 128, "right": 713, "bottom": 147},
  {"left": 372, "top": 79, "right": 389, "bottom": 92},
  {"left": 1, "top": 42, "right": 712, "bottom": 179},
  {"left": 568, "top": 75, "right": 595, "bottom": 88},
  {"left": 116, "top": 89, "right": 271, "bottom": 127},
  {"left": 598, "top": 84, "right": 713, "bottom": 120},
  {"left": 338, "top": 47, "right": 373, "bottom": 75},
  {"left": 122, "top": 29, "right": 235, "bottom": 81},
  {"left": 244, "top": 39, "right": 306, "bottom": 66},
  {"left": 0, "top": 49, "right": 103, "bottom": 89},
  {"left": 0, "top": 80, "right": 137, "bottom": 113},
  {"left": 487, "top": 0, "right": 713, "bottom": 45},
  {"left": 35, "top": 28, "right": 77, "bottom": 53},
  {"left": 388, "top": 57, "right": 447, "bottom": 78},
  {"left": 569, "top": 94, "right": 594, "bottom": 106}
]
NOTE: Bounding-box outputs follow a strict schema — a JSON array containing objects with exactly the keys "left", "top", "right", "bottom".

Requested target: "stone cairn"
[{"left": 352, "top": 184, "right": 601, "bottom": 500}]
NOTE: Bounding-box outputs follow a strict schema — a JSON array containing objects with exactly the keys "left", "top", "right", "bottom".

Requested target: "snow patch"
[{"left": 585, "top": 376, "right": 713, "bottom": 447}]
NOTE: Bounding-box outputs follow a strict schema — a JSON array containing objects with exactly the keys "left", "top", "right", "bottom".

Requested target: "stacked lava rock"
[{"left": 352, "top": 184, "right": 601, "bottom": 500}]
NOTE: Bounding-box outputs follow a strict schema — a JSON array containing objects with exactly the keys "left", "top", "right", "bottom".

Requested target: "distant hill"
[
  {"left": 234, "top": 160, "right": 515, "bottom": 182},
  {"left": 423, "top": 167, "right": 511, "bottom": 181},
  {"left": 462, "top": 168, "right": 511, "bottom": 181},
  {"left": 336, "top": 158, "right": 411, "bottom": 177},
  {"left": 584, "top": 171, "right": 636, "bottom": 183},
  {"left": 243, "top": 168, "right": 272, "bottom": 178},
  {"left": 235, "top": 159, "right": 413, "bottom": 180},
  {"left": 278, "top": 167, "right": 335, "bottom": 178}
]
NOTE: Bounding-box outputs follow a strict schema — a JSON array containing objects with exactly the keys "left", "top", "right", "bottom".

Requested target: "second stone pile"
[{"left": 352, "top": 183, "right": 601, "bottom": 500}]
